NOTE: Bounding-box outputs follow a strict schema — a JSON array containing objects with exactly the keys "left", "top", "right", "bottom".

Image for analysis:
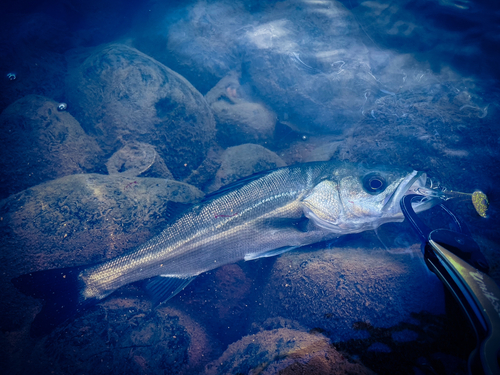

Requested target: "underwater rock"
[
  {"left": 333, "top": 83, "right": 495, "bottom": 187},
  {"left": 205, "top": 71, "right": 276, "bottom": 147},
  {"left": 204, "top": 264, "right": 252, "bottom": 321},
  {"left": 173, "top": 263, "right": 254, "bottom": 345},
  {"left": 257, "top": 247, "right": 445, "bottom": 342},
  {"left": 350, "top": 0, "right": 499, "bottom": 79},
  {"left": 132, "top": 0, "right": 251, "bottom": 94},
  {"left": 241, "top": 0, "right": 378, "bottom": 134},
  {"left": 364, "top": 51, "right": 459, "bottom": 96},
  {"left": 207, "top": 143, "right": 286, "bottom": 192},
  {"left": 0, "top": 173, "right": 203, "bottom": 331},
  {"left": 0, "top": 95, "right": 102, "bottom": 199},
  {"left": 106, "top": 141, "right": 173, "bottom": 179},
  {"left": 275, "top": 134, "right": 344, "bottom": 166},
  {"left": 249, "top": 317, "right": 310, "bottom": 339},
  {"left": 333, "top": 310, "right": 474, "bottom": 374},
  {"left": 182, "top": 147, "right": 223, "bottom": 191},
  {"left": 24, "top": 299, "right": 212, "bottom": 375},
  {"left": 65, "top": 43, "right": 215, "bottom": 180},
  {"left": 1, "top": 173, "right": 203, "bottom": 274},
  {"left": 204, "top": 328, "right": 374, "bottom": 375}
]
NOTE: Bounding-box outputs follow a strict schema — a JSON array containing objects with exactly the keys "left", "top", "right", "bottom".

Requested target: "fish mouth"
[{"left": 382, "top": 171, "right": 443, "bottom": 213}]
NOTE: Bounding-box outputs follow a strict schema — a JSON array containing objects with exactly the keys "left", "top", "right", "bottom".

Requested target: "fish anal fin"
[
  {"left": 144, "top": 276, "right": 195, "bottom": 305},
  {"left": 244, "top": 246, "right": 298, "bottom": 261}
]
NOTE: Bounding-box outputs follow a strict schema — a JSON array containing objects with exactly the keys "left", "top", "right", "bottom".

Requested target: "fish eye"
[{"left": 362, "top": 173, "right": 387, "bottom": 195}]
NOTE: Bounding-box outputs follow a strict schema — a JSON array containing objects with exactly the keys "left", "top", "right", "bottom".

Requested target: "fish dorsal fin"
[
  {"left": 202, "top": 168, "right": 282, "bottom": 203},
  {"left": 144, "top": 276, "right": 195, "bottom": 305}
]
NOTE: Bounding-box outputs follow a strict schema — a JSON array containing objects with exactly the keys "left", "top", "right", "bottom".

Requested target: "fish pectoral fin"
[
  {"left": 244, "top": 246, "right": 298, "bottom": 261},
  {"left": 144, "top": 275, "right": 195, "bottom": 305},
  {"left": 262, "top": 216, "right": 312, "bottom": 233}
]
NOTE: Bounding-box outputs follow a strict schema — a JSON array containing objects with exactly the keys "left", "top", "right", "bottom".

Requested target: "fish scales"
[
  {"left": 12, "top": 161, "right": 437, "bottom": 336},
  {"left": 81, "top": 164, "right": 327, "bottom": 299}
]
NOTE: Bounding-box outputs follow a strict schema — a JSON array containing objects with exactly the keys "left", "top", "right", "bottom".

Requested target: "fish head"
[{"left": 302, "top": 164, "right": 439, "bottom": 234}]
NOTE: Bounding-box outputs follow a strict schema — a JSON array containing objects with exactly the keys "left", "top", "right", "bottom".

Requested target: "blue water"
[{"left": 1, "top": 0, "right": 499, "bottom": 374}]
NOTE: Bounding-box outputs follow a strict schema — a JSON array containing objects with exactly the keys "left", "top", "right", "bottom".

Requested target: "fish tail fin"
[{"left": 12, "top": 266, "right": 96, "bottom": 337}]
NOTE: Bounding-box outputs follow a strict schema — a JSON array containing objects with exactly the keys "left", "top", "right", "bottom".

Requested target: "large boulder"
[
  {"left": 349, "top": 0, "right": 499, "bottom": 79},
  {"left": 106, "top": 141, "right": 173, "bottom": 179},
  {"left": 256, "top": 246, "right": 445, "bottom": 342},
  {"left": 12, "top": 300, "right": 213, "bottom": 375},
  {"left": 172, "top": 263, "right": 256, "bottom": 345},
  {"left": 0, "top": 174, "right": 203, "bottom": 331},
  {"left": 207, "top": 144, "right": 286, "bottom": 192},
  {"left": 204, "top": 328, "right": 374, "bottom": 375},
  {"left": 331, "top": 81, "right": 497, "bottom": 199},
  {"left": 205, "top": 71, "right": 276, "bottom": 147},
  {"left": 65, "top": 43, "right": 215, "bottom": 180},
  {"left": 132, "top": 0, "right": 252, "bottom": 94},
  {"left": 241, "top": 0, "right": 379, "bottom": 134},
  {"left": 0, "top": 95, "right": 102, "bottom": 199},
  {"left": 1, "top": 174, "right": 203, "bottom": 273}
]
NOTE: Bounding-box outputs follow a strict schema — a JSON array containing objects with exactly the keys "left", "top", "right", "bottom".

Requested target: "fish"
[{"left": 12, "top": 161, "right": 438, "bottom": 336}]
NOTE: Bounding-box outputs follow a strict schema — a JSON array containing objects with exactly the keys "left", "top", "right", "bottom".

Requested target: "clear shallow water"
[{"left": 0, "top": 0, "right": 499, "bottom": 374}]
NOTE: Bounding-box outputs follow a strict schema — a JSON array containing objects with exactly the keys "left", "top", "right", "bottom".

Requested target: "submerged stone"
[
  {"left": 256, "top": 247, "right": 445, "bottom": 342},
  {"left": 106, "top": 141, "right": 173, "bottom": 179},
  {"left": 204, "top": 328, "right": 374, "bottom": 375},
  {"left": 132, "top": 0, "right": 250, "bottom": 94},
  {"left": 26, "top": 300, "right": 212, "bottom": 375},
  {"left": 0, "top": 95, "right": 102, "bottom": 199},
  {"left": 66, "top": 43, "right": 215, "bottom": 180},
  {"left": 205, "top": 71, "right": 276, "bottom": 147},
  {"left": 207, "top": 143, "right": 286, "bottom": 192},
  {"left": 241, "top": 0, "right": 378, "bottom": 135},
  {"left": 0, "top": 174, "right": 203, "bottom": 331}
]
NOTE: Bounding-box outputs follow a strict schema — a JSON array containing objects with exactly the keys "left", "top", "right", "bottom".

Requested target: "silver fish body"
[
  {"left": 80, "top": 161, "right": 430, "bottom": 301},
  {"left": 13, "top": 161, "right": 435, "bottom": 336}
]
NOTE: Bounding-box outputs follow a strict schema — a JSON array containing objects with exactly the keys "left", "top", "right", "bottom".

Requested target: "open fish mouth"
[{"left": 383, "top": 171, "right": 444, "bottom": 213}]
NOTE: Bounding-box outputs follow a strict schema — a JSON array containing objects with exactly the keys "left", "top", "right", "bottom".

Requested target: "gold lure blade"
[
  {"left": 472, "top": 190, "right": 489, "bottom": 218},
  {"left": 426, "top": 188, "right": 489, "bottom": 218}
]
